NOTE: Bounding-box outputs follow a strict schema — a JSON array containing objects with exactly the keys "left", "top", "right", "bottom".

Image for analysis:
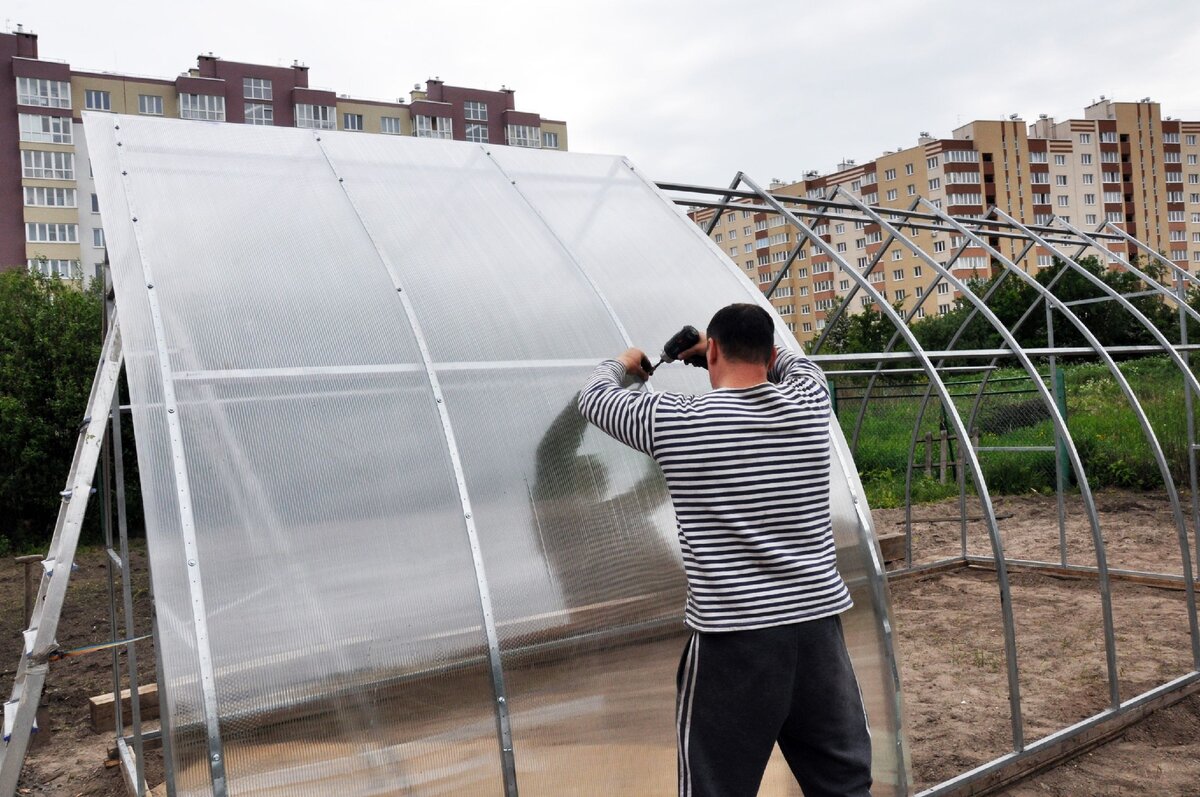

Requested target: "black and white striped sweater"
[{"left": 577, "top": 348, "right": 851, "bottom": 632}]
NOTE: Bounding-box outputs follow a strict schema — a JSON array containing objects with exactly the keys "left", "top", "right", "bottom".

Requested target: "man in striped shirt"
[{"left": 577, "top": 303, "right": 872, "bottom": 797}]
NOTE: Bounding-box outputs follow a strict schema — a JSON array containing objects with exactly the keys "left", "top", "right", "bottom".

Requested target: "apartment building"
[
  {"left": 695, "top": 99, "right": 1200, "bottom": 346},
  {"left": 5, "top": 28, "right": 568, "bottom": 281}
]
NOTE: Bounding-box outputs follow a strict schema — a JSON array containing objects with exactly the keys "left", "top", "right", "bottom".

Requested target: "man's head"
[{"left": 706, "top": 303, "right": 774, "bottom": 368}]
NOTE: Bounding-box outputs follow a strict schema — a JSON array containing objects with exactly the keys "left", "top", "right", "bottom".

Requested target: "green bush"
[
  {"left": 0, "top": 270, "right": 104, "bottom": 551},
  {"left": 838, "top": 356, "right": 1195, "bottom": 507}
]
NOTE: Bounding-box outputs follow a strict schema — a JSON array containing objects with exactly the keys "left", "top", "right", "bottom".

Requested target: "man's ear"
[
  {"left": 706, "top": 337, "right": 718, "bottom": 366},
  {"left": 768, "top": 347, "right": 778, "bottom": 370}
]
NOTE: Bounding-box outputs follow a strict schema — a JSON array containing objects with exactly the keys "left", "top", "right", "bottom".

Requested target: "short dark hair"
[{"left": 707, "top": 303, "right": 774, "bottom": 366}]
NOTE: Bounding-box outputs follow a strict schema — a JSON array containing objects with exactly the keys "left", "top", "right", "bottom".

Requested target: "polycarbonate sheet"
[
  {"left": 86, "top": 115, "right": 504, "bottom": 795},
  {"left": 87, "top": 112, "right": 907, "bottom": 796},
  {"left": 318, "top": 135, "right": 625, "bottom": 363},
  {"left": 483, "top": 147, "right": 781, "bottom": 354}
]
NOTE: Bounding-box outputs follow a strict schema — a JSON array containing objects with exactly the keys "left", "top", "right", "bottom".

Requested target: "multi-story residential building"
[
  {"left": 694, "top": 99, "right": 1200, "bottom": 346},
  {"left": 4, "top": 28, "right": 568, "bottom": 280}
]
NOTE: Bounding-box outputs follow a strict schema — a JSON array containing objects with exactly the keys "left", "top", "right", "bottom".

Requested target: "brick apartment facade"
[
  {"left": 7, "top": 28, "right": 568, "bottom": 280},
  {"left": 693, "top": 100, "right": 1200, "bottom": 346}
]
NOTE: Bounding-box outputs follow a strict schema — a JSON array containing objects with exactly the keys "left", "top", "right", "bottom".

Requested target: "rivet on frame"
[
  {"left": 121, "top": 171, "right": 128, "bottom": 176},
  {"left": 339, "top": 177, "right": 344, "bottom": 182},
  {"left": 132, "top": 217, "right": 138, "bottom": 222},
  {"left": 168, "top": 408, "right": 175, "bottom": 414},
  {"left": 188, "top": 560, "right": 196, "bottom": 567},
  {"left": 146, "top": 283, "right": 154, "bottom": 289},
  {"left": 117, "top": 142, "right": 123, "bottom": 147}
]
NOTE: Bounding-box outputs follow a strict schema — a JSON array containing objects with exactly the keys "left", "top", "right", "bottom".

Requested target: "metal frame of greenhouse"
[
  {"left": 660, "top": 174, "right": 1200, "bottom": 796},
  {"left": 2, "top": 109, "right": 1197, "bottom": 797}
]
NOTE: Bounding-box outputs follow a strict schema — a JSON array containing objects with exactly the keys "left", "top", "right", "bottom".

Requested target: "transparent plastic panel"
[
  {"left": 91, "top": 115, "right": 422, "bottom": 372},
  {"left": 174, "top": 374, "right": 503, "bottom": 796},
  {"left": 483, "top": 148, "right": 775, "bottom": 355},
  {"left": 318, "top": 135, "right": 625, "bottom": 363},
  {"left": 86, "top": 115, "right": 503, "bottom": 795},
  {"left": 439, "top": 367, "right": 687, "bottom": 794}
]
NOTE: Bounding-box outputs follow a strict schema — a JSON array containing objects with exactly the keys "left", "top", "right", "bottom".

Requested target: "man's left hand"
[{"left": 617, "top": 348, "right": 652, "bottom": 381}]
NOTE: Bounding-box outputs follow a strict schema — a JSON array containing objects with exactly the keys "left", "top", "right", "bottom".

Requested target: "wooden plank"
[
  {"left": 877, "top": 532, "right": 906, "bottom": 563},
  {"left": 89, "top": 682, "right": 158, "bottom": 732}
]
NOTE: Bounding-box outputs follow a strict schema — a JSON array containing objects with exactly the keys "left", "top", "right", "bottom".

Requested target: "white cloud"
[{"left": 10, "top": 0, "right": 1198, "bottom": 185}]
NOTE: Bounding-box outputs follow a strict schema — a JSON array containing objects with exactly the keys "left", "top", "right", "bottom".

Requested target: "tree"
[{"left": 0, "top": 269, "right": 103, "bottom": 551}]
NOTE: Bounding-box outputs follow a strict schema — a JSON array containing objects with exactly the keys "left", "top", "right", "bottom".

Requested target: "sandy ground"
[{"left": 3, "top": 489, "right": 1198, "bottom": 795}]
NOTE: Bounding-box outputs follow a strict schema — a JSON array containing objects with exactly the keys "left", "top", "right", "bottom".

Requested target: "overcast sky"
[{"left": 11, "top": 0, "right": 1199, "bottom": 186}]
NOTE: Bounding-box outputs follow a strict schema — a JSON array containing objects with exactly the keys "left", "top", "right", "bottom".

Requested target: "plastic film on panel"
[
  {"left": 318, "top": 133, "right": 694, "bottom": 793},
  {"left": 484, "top": 146, "right": 907, "bottom": 793},
  {"left": 85, "top": 115, "right": 505, "bottom": 795}
]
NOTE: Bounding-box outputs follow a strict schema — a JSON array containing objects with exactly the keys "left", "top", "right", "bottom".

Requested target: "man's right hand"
[{"left": 675, "top": 332, "right": 708, "bottom": 368}]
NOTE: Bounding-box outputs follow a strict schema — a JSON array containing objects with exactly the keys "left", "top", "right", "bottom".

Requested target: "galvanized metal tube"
[
  {"left": 993, "top": 209, "right": 1200, "bottom": 670},
  {"left": 742, "top": 173, "right": 1025, "bottom": 752}
]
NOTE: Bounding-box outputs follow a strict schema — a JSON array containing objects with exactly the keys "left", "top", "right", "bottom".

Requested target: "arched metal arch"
[
  {"left": 736, "top": 172, "right": 1028, "bottom": 752},
  {"left": 839, "top": 190, "right": 1122, "bottom": 709},
  {"left": 930, "top": 203, "right": 1200, "bottom": 671}
]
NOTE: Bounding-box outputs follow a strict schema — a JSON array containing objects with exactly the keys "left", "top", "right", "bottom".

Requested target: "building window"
[
  {"left": 1082, "top": 173, "right": 1094, "bottom": 184},
  {"left": 138, "top": 94, "right": 164, "bottom": 115},
  {"left": 892, "top": 269, "right": 904, "bottom": 281},
  {"left": 886, "top": 189, "right": 898, "bottom": 201},
  {"left": 505, "top": 124, "right": 541, "bottom": 147},
  {"left": 1084, "top": 193, "right": 1096, "bottom": 205},
  {"left": 1029, "top": 152, "right": 1048, "bottom": 163},
  {"left": 905, "top": 163, "right": 915, "bottom": 175},
  {"left": 23, "top": 186, "right": 77, "bottom": 207},
  {"left": 1057, "top": 196, "right": 1070, "bottom": 207},
  {"left": 93, "top": 228, "right": 105, "bottom": 248},
  {"left": 1079, "top": 133, "right": 1092, "bottom": 144},
  {"left": 927, "top": 156, "right": 939, "bottom": 169},
  {"left": 16, "top": 77, "right": 71, "bottom": 108},
  {"left": 26, "top": 222, "right": 79, "bottom": 243},
  {"left": 466, "top": 123, "right": 488, "bottom": 143},
  {"left": 380, "top": 116, "right": 401, "bottom": 135},
  {"left": 27, "top": 258, "right": 78, "bottom": 279},
  {"left": 1164, "top": 133, "right": 1180, "bottom": 144},
  {"left": 84, "top": 89, "right": 112, "bottom": 111},
  {"left": 21, "top": 150, "right": 74, "bottom": 180},
  {"left": 884, "top": 168, "right": 896, "bottom": 180},
  {"left": 343, "top": 113, "right": 364, "bottom": 131},
  {"left": 296, "top": 103, "right": 336, "bottom": 130},
  {"left": 907, "top": 184, "right": 916, "bottom": 196},
  {"left": 933, "top": 240, "right": 946, "bottom": 253},
  {"left": 243, "top": 77, "right": 273, "bottom": 100},
  {"left": 1054, "top": 154, "right": 1066, "bottom": 166},
  {"left": 1085, "top": 214, "right": 1098, "bottom": 225},
  {"left": 1055, "top": 174, "right": 1068, "bottom": 186},
  {"left": 91, "top": 193, "right": 99, "bottom": 213},
  {"left": 463, "top": 100, "right": 487, "bottom": 121},
  {"left": 928, "top": 178, "right": 940, "bottom": 190},
  {"left": 1187, "top": 135, "right": 1198, "bottom": 146},
  {"left": 180, "top": 93, "right": 226, "bottom": 121},
  {"left": 245, "top": 102, "right": 274, "bottom": 125},
  {"left": 18, "top": 114, "right": 72, "bottom": 144},
  {"left": 542, "top": 131, "right": 559, "bottom": 149},
  {"left": 414, "top": 114, "right": 453, "bottom": 139}
]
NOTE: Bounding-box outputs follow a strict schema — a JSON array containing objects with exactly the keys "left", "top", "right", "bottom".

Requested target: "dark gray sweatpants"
[{"left": 675, "top": 615, "right": 872, "bottom": 797}]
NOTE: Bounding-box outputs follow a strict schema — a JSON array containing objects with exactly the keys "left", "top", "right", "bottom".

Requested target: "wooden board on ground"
[{"left": 89, "top": 682, "right": 158, "bottom": 732}]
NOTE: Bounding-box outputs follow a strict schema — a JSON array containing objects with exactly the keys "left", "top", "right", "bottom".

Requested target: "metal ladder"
[{"left": 0, "top": 320, "right": 124, "bottom": 796}]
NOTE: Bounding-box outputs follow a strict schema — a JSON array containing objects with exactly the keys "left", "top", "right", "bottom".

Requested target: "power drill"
[{"left": 647, "top": 325, "right": 707, "bottom": 375}]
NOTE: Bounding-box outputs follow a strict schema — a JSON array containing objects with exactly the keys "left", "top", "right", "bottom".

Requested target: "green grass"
[{"left": 832, "top": 356, "right": 1192, "bottom": 507}]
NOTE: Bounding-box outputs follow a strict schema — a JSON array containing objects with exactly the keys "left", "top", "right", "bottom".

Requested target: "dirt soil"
[{"left": 2, "top": 489, "right": 1198, "bottom": 796}]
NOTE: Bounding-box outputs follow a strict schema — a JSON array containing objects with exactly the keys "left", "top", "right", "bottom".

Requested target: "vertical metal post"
[
  {"left": 1047, "top": 304, "right": 1068, "bottom": 567},
  {"left": 925, "top": 433, "right": 933, "bottom": 478},
  {"left": 940, "top": 430, "right": 949, "bottom": 485},
  {"left": 100, "top": 278, "right": 125, "bottom": 743},
  {"left": 111, "top": 383, "right": 145, "bottom": 795},
  {"left": 1179, "top": 274, "right": 1200, "bottom": 584}
]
